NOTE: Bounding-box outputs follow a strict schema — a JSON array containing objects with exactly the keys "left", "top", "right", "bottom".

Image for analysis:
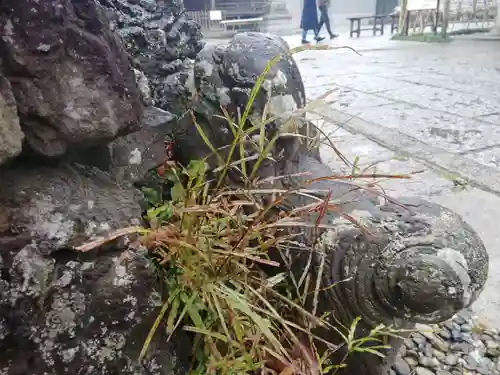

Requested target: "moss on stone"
[
  {"left": 447, "top": 27, "right": 491, "bottom": 36},
  {"left": 391, "top": 33, "right": 452, "bottom": 43}
]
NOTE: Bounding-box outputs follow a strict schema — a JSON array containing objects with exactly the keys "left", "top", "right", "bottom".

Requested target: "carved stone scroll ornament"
[{"left": 174, "top": 32, "right": 489, "bottom": 375}]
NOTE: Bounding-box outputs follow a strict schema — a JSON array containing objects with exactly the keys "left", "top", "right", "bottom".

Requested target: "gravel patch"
[{"left": 389, "top": 309, "right": 500, "bottom": 375}]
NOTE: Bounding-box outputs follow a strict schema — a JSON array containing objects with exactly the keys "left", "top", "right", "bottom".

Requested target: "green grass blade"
[
  {"left": 139, "top": 288, "right": 180, "bottom": 361},
  {"left": 190, "top": 110, "right": 223, "bottom": 164}
]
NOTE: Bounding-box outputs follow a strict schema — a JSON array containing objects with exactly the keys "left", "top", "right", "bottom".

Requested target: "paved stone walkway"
[
  {"left": 283, "top": 36, "right": 500, "bottom": 327},
  {"left": 296, "top": 37, "right": 500, "bottom": 176}
]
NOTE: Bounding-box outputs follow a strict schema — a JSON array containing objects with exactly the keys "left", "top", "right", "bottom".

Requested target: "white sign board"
[
  {"left": 209, "top": 10, "right": 222, "bottom": 21},
  {"left": 407, "top": 0, "right": 439, "bottom": 10}
]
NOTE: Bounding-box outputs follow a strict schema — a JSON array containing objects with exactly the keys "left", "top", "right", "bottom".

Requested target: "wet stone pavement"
[
  {"left": 286, "top": 37, "right": 500, "bottom": 331},
  {"left": 296, "top": 38, "right": 500, "bottom": 165}
]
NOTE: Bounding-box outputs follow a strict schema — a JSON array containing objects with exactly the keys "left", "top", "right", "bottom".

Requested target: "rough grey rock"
[
  {"left": 0, "top": 0, "right": 143, "bottom": 159},
  {"left": 0, "top": 0, "right": 195, "bottom": 373},
  {"left": 53, "top": 0, "right": 205, "bottom": 182},
  {"left": 98, "top": 0, "right": 204, "bottom": 115},
  {"left": 0, "top": 75, "right": 23, "bottom": 164},
  {"left": 67, "top": 106, "right": 175, "bottom": 184},
  {"left": 104, "top": 106, "right": 175, "bottom": 183},
  {"left": 0, "top": 164, "right": 142, "bottom": 253},
  {"left": 0, "top": 163, "right": 189, "bottom": 374}
]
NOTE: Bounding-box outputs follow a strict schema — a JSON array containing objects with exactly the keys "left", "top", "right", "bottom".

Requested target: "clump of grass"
[
  {"left": 140, "top": 158, "right": 334, "bottom": 374},
  {"left": 138, "top": 157, "right": 402, "bottom": 375},
  {"left": 79, "top": 43, "right": 409, "bottom": 374},
  {"left": 391, "top": 32, "right": 452, "bottom": 43}
]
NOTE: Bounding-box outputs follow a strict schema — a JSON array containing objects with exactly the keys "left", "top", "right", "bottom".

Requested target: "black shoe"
[
  {"left": 301, "top": 39, "right": 311, "bottom": 44},
  {"left": 315, "top": 36, "right": 325, "bottom": 42},
  {"left": 330, "top": 33, "right": 339, "bottom": 39}
]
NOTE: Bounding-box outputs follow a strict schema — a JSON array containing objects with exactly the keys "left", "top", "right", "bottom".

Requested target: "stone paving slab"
[
  {"left": 319, "top": 119, "right": 458, "bottom": 199},
  {"left": 375, "top": 84, "right": 499, "bottom": 118},
  {"left": 308, "top": 78, "right": 499, "bottom": 120},
  {"left": 307, "top": 86, "right": 395, "bottom": 110},
  {"left": 479, "top": 112, "right": 500, "bottom": 123},
  {"left": 319, "top": 106, "right": 500, "bottom": 194},
  {"left": 465, "top": 146, "right": 500, "bottom": 169},
  {"left": 379, "top": 71, "right": 500, "bottom": 99},
  {"left": 306, "top": 90, "right": 500, "bottom": 154},
  {"left": 339, "top": 103, "right": 500, "bottom": 153},
  {"left": 320, "top": 130, "right": 396, "bottom": 168},
  {"left": 322, "top": 75, "right": 409, "bottom": 94},
  {"left": 298, "top": 38, "right": 500, "bottom": 165}
]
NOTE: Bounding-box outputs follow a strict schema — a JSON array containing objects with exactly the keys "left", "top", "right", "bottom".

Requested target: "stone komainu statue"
[{"left": 173, "top": 32, "right": 489, "bottom": 374}]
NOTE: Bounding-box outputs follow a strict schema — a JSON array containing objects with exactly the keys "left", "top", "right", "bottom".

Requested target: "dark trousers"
[{"left": 318, "top": 5, "right": 333, "bottom": 36}]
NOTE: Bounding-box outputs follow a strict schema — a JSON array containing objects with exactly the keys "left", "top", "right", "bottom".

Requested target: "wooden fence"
[
  {"left": 402, "top": 0, "right": 497, "bottom": 34},
  {"left": 185, "top": 0, "right": 290, "bottom": 36},
  {"left": 186, "top": 10, "right": 225, "bottom": 32}
]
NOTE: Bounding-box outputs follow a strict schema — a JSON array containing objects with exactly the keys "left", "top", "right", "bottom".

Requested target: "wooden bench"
[
  {"left": 347, "top": 14, "right": 398, "bottom": 37},
  {"left": 220, "top": 17, "right": 263, "bottom": 32}
]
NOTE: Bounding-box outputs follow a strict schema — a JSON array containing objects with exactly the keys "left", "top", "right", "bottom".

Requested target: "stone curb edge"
[{"left": 319, "top": 107, "right": 500, "bottom": 197}]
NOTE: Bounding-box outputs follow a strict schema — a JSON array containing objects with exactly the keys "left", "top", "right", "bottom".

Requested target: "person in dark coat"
[
  {"left": 300, "top": 0, "right": 325, "bottom": 44},
  {"left": 317, "top": 0, "right": 338, "bottom": 39}
]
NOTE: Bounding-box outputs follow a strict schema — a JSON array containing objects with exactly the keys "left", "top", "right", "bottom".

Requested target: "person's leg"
[
  {"left": 314, "top": 28, "right": 325, "bottom": 41},
  {"left": 318, "top": 10, "right": 325, "bottom": 34},
  {"left": 323, "top": 8, "right": 333, "bottom": 37},
  {"left": 301, "top": 29, "right": 309, "bottom": 43},
  {"left": 320, "top": 5, "right": 337, "bottom": 38}
]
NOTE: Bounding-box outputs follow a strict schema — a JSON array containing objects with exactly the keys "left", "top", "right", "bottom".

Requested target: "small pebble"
[
  {"left": 464, "top": 354, "right": 478, "bottom": 370},
  {"left": 433, "top": 349, "right": 445, "bottom": 361},
  {"left": 462, "top": 324, "right": 473, "bottom": 332},
  {"left": 406, "top": 349, "right": 420, "bottom": 359},
  {"left": 430, "top": 336, "right": 450, "bottom": 352},
  {"left": 414, "top": 367, "right": 435, "bottom": 375},
  {"left": 404, "top": 356, "right": 418, "bottom": 368},
  {"left": 443, "top": 321, "right": 455, "bottom": 331},
  {"left": 486, "top": 328, "right": 499, "bottom": 336},
  {"left": 462, "top": 333, "right": 474, "bottom": 343},
  {"left": 487, "top": 346, "right": 500, "bottom": 358},
  {"left": 404, "top": 338, "right": 416, "bottom": 350},
  {"left": 419, "top": 356, "right": 440, "bottom": 369},
  {"left": 423, "top": 344, "right": 433, "bottom": 357},
  {"left": 481, "top": 333, "right": 495, "bottom": 341},
  {"left": 438, "top": 329, "right": 451, "bottom": 340},
  {"left": 393, "top": 357, "right": 411, "bottom": 375},
  {"left": 444, "top": 354, "right": 458, "bottom": 366},
  {"left": 413, "top": 333, "right": 427, "bottom": 346},
  {"left": 450, "top": 342, "right": 473, "bottom": 353},
  {"left": 451, "top": 330, "right": 462, "bottom": 342}
]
